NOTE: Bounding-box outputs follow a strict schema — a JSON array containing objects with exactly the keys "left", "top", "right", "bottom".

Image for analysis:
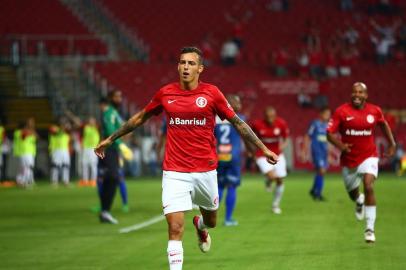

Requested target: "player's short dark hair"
[
  {"left": 320, "top": 107, "right": 330, "bottom": 113},
  {"left": 106, "top": 90, "right": 122, "bottom": 105},
  {"left": 180, "top": 47, "right": 203, "bottom": 64},
  {"left": 99, "top": 97, "right": 109, "bottom": 104}
]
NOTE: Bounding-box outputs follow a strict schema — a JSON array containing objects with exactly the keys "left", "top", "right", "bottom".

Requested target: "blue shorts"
[
  {"left": 312, "top": 151, "right": 328, "bottom": 170},
  {"left": 217, "top": 162, "right": 241, "bottom": 188}
]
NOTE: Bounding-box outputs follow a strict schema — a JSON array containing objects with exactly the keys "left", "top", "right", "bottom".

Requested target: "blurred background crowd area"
[{"left": 1, "top": 0, "right": 406, "bottom": 180}]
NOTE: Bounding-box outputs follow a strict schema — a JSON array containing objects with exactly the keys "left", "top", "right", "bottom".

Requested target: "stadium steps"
[
  {"left": 0, "top": 98, "right": 54, "bottom": 130},
  {"left": 0, "top": 65, "right": 20, "bottom": 98},
  {"left": 60, "top": 0, "right": 140, "bottom": 60},
  {"left": 0, "top": 65, "right": 54, "bottom": 129}
]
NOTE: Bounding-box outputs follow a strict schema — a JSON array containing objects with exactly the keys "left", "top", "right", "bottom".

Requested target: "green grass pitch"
[{"left": 0, "top": 172, "right": 405, "bottom": 270}]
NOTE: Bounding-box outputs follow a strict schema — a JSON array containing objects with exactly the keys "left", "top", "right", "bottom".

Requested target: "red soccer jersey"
[
  {"left": 144, "top": 82, "right": 236, "bottom": 172},
  {"left": 252, "top": 117, "right": 289, "bottom": 156},
  {"left": 327, "top": 102, "right": 385, "bottom": 168}
]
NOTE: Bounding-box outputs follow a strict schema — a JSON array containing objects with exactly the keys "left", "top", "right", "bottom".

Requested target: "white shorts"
[
  {"left": 51, "top": 150, "right": 70, "bottom": 166},
  {"left": 21, "top": 154, "right": 34, "bottom": 167},
  {"left": 256, "top": 154, "right": 287, "bottom": 178},
  {"left": 82, "top": 148, "right": 98, "bottom": 166},
  {"left": 162, "top": 170, "right": 219, "bottom": 215},
  {"left": 342, "top": 157, "right": 379, "bottom": 192}
]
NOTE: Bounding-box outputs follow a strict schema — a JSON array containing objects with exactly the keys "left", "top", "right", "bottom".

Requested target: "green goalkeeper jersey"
[{"left": 102, "top": 105, "right": 123, "bottom": 149}]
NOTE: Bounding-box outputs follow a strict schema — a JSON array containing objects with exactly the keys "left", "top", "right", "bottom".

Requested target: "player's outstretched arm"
[
  {"left": 94, "top": 109, "right": 152, "bottom": 159},
  {"left": 229, "top": 115, "right": 278, "bottom": 164},
  {"left": 379, "top": 121, "right": 396, "bottom": 157}
]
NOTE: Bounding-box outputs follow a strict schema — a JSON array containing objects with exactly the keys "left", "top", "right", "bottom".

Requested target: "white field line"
[{"left": 119, "top": 215, "right": 165, "bottom": 234}]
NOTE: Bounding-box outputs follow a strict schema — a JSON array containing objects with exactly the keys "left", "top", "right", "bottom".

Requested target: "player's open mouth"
[
  {"left": 183, "top": 72, "right": 189, "bottom": 76},
  {"left": 352, "top": 97, "right": 361, "bottom": 104}
]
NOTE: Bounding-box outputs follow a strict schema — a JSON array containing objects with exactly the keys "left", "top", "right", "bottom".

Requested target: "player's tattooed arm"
[
  {"left": 229, "top": 115, "right": 278, "bottom": 164},
  {"left": 95, "top": 110, "right": 152, "bottom": 158},
  {"left": 109, "top": 109, "right": 152, "bottom": 141}
]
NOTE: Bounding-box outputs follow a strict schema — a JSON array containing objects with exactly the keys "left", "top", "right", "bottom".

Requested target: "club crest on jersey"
[
  {"left": 366, "top": 114, "right": 375, "bottom": 124},
  {"left": 274, "top": 128, "right": 281, "bottom": 135},
  {"left": 196, "top": 97, "right": 207, "bottom": 108}
]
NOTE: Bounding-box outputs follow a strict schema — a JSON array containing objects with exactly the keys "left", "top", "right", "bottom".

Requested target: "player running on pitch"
[
  {"left": 327, "top": 82, "right": 396, "bottom": 243},
  {"left": 94, "top": 47, "right": 278, "bottom": 270},
  {"left": 306, "top": 107, "right": 331, "bottom": 201},
  {"left": 252, "top": 107, "right": 289, "bottom": 214}
]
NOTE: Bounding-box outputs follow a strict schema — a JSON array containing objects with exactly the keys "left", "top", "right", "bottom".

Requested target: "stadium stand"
[{"left": 0, "top": 0, "right": 107, "bottom": 56}]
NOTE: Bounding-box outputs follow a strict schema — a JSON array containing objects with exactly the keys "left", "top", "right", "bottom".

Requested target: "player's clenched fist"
[
  {"left": 264, "top": 149, "right": 278, "bottom": 165},
  {"left": 94, "top": 138, "right": 112, "bottom": 159}
]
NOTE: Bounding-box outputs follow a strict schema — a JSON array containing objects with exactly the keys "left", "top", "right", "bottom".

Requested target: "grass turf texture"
[{"left": 0, "top": 172, "right": 405, "bottom": 270}]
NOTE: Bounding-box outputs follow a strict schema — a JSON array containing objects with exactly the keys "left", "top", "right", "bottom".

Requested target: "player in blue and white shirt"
[
  {"left": 307, "top": 108, "right": 331, "bottom": 201},
  {"left": 214, "top": 94, "right": 245, "bottom": 226}
]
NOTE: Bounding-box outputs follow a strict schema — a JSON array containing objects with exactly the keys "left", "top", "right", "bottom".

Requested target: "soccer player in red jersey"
[
  {"left": 252, "top": 107, "right": 289, "bottom": 214},
  {"left": 327, "top": 82, "right": 396, "bottom": 243},
  {"left": 94, "top": 47, "right": 278, "bottom": 270}
]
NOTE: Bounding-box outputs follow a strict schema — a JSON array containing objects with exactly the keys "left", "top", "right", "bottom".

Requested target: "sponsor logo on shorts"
[{"left": 345, "top": 129, "right": 372, "bottom": 136}]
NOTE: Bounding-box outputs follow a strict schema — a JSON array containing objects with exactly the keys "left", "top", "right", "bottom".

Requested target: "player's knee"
[{"left": 168, "top": 221, "right": 184, "bottom": 237}]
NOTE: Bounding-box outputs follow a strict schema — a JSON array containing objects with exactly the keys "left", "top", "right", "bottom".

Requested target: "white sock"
[
  {"left": 272, "top": 184, "right": 285, "bottom": 207},
  {"left": 51, "top": 167, "right": 59, "bottom": 183},
  {"left": 90, "top": 163, "right": 97, "bottom": 180},
  {"left": 62, "top": 166, "right": 70, "bottom": 184},
  {"left": 356, "top": 193, "right": 365, "bottom": 205},
  {"left": 82, "top": 164, "right": 89, "bottom": 181},
  {"left": 365, "top": 206, "right": 376, "bottom": 231},
  {"left": 197, "top": 216, "right": 208, "bottom": 231},
  {"left": 167, "top": 240, "right": 183, "bottom": 270}
]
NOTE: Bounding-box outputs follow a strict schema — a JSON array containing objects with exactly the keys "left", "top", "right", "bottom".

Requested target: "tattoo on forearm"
[
  {"left": 229, "top": 115, "right": 265, "bottom": 150},
  {"left": 109, "top": 119, "right": 137, "bottom": 141},
  {"left": 109, "top": 112, "right": 148, "bottom": 141}
]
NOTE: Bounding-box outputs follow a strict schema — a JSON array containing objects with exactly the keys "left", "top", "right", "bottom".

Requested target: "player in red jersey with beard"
[
  {"left": 94, "top": 47, "right": 278, "bottom": 270},
  {"left": 252, "top": 107, "right": 290, "bottom": 214},
  {"left": 327, "top": 82, "right": 396, "bottom": 243}
]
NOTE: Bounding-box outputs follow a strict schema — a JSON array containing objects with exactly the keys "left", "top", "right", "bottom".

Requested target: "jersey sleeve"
[
  {"left": 281, "top": 120, "right": 289, "bottom": 138},
  {"left": 307, "top": 121, "right": 315, "bottom": 136},
  {"left": 327, "top": 109, "right": 341, "bottom": 133},
  {"left": 213, "top": 87, "right": 236, "bottom": 120},
  {"left": 375, "top": 106, "right": 385, "bottom": 124},
  {"left": 144, "top": 89, "right": 164, "bottom": 116}
]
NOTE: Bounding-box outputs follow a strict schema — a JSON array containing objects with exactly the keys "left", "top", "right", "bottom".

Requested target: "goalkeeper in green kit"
[{"left": 97, "top": 91, "right": 133, "bottom": 224}]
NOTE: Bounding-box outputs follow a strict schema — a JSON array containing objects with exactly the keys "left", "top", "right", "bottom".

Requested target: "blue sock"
[
  {"left": 225, "top": 186, "right": 237, "bottom": 221},
  {"left": 119, "top": 180, "right": 128, "bottom": 205},
  {"left": 314, "top": 174, "right": 324, "bottom": 197},
  {"left": 311, "top": 175, "right": 317, "bottom": 194},
  {"left": 218, "top": 186, "right": 224, "bottom": 202}
]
